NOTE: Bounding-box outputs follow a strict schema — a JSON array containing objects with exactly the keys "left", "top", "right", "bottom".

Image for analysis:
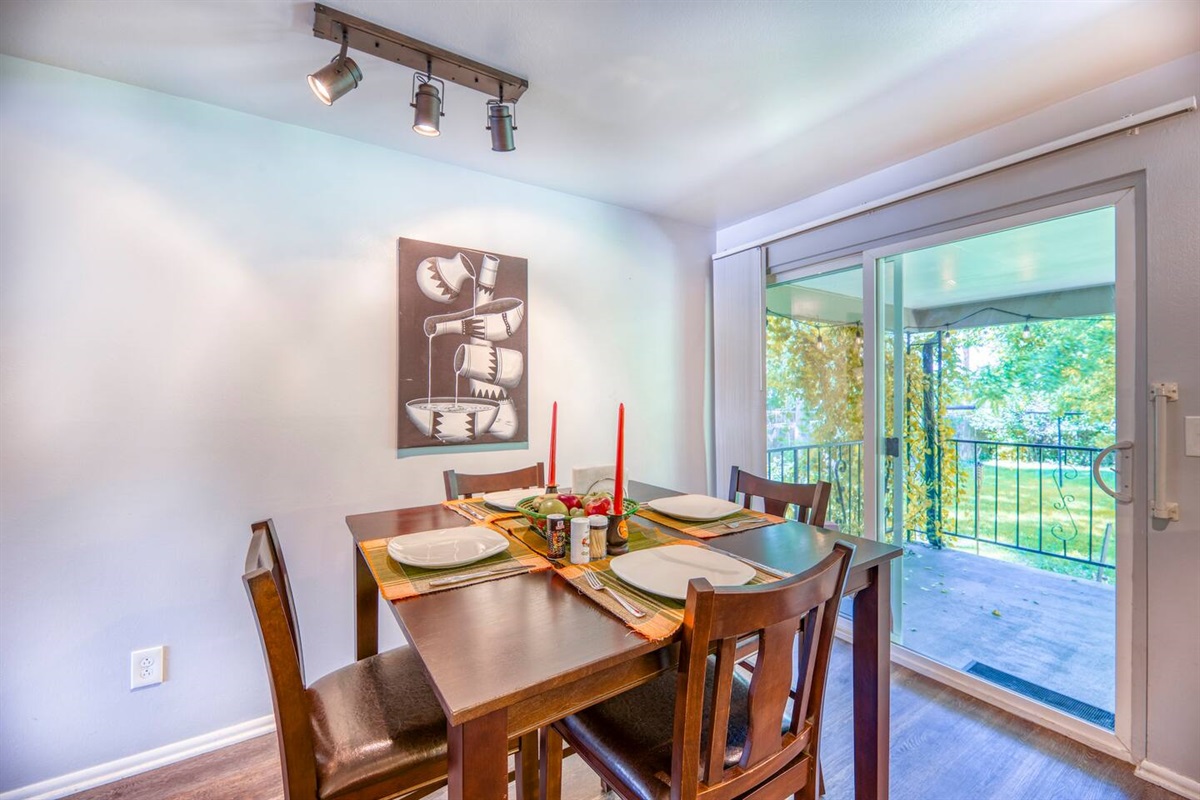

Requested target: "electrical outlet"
[{"left": 130, "top": 646, "right": 165, "bottom": 689}]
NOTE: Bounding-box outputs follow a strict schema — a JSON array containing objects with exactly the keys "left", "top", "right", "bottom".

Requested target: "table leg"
[
  {"left": 354, "top": 542, "right": 378, "bottom": 660},
  {"left": 852, "top": 562, "right": 891, "bottom": 800},
  {"left": 448, "top": 709, "right": 509, "bottom": 800}
]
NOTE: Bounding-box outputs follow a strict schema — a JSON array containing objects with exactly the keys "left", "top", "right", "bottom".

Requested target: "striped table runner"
[
  {"left": 442, "top": 497, "right": 523, "bottom": 524},
  {"left": 359, "top": 531, "right": 550, "bottom": 601},
  {"left": 636, "top": 507, "right": 785, "bottom": 538},
  {"left": 494, "top": 517, "right": 786, "bottom": 641}
]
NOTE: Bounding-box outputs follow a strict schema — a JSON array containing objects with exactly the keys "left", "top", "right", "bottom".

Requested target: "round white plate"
[
  {"left": 646, "top": 494, "right": 742, "bottom": 522},
  {"left": 480, "top": 487, "right": 546, "bottom": 511},
  {"left": 387, "top": 527, "right": 510, "bottom": 569},
  {"left": 609, "top": 545, "right": 756, "bottom": 600}
]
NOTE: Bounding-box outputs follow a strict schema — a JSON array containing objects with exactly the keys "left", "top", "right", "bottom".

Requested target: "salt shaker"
[{"left": 570, "top": 516, "right": 591, "bottom": 564}]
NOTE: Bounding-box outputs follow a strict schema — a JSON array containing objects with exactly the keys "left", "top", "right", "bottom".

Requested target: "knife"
[
  {"left": 428, "top": 565, "right": 531, "bottom": 587},
  {"left": 459, "top": 503, "right": 488, "bottom": 520}
]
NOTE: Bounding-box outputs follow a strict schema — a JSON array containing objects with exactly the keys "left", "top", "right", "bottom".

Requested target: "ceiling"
[
  {"left": 1, "top": 1, "right": 1196, "bottom": 229},
  {"left": 767, "top": 205, "right": 1116, "bottom": 322}
]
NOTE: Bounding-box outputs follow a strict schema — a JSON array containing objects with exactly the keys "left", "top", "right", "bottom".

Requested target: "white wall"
[
  {"left": 718, "top": 53, "right": 1200, "bottom": 787},
  {"left": 0, "top": 55, "right": 713, "bottom": 791}
]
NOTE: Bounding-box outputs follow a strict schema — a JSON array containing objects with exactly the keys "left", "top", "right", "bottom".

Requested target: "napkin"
[{"left": 571, "top": 465, "right": 629, "bottom": 497}]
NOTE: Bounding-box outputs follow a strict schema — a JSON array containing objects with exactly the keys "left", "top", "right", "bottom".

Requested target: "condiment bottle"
[
  {"left": 546, "top": 514, "right": 568, "bottom": 559},
  {"left": 588, "top": 514, "right": 608, "bottom": 560},
  {"left": 570, "top": 517, "right": 590, "bottom": 564}
]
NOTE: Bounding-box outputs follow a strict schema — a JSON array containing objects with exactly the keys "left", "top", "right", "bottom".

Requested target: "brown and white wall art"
[{"left": 397, "top": 238, "right": 528, "bottom": 455}]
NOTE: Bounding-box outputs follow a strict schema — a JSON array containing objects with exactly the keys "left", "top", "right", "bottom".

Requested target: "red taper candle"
[
  {"left": 549, "top": 401, "right": 557, "bottom": 487},
  {"left": 613, "top": 403, "right": 625, "bottom": 512}
]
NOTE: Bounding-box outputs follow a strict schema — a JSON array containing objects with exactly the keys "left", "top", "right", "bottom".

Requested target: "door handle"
[{"left": 1092, "top": 441, "right": 1133, "bottom": 504}]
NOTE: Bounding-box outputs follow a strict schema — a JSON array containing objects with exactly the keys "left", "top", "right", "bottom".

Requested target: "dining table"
[{"left": 346, "top": 480, "right": 903, "bottom": 800}]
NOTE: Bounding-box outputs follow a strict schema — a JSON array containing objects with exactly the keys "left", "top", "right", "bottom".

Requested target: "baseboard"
[
  {"left": 0, "top": 715, "right": 275, "bottom": 800},
  {"left": 1136, "top": 760, "right": 1200, "bottom": 800}
]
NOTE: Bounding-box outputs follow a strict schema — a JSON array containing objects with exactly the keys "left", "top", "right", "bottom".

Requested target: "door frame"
[{"left": 860, "top": 188, "right": 1143, "bottom": 762}]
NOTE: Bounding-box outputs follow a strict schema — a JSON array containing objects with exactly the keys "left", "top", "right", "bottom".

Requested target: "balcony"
[{"left": 768, "top": 438, "right": 1116, "bottom": 725}]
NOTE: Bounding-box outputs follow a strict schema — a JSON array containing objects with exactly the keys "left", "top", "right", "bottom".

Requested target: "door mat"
[{"left": 964, "top": 661, "right": 1114, "bottom": 730}]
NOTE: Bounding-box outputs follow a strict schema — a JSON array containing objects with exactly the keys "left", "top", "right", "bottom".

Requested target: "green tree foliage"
[{"left": 948, "top": 317, "right": 1115, "bottom": 448}]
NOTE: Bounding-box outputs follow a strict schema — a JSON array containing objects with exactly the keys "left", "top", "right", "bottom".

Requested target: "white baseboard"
[
  {"left": 0, "top": 716, "right": 275, "bottom": 800},
  {"left": 1136, "top": 760, "right": 1200, "bottom": 800}
]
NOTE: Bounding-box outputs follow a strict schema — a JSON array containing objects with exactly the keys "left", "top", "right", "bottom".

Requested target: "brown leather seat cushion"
[
  {"left": 554, "top": 660, "right": 792, "bottom": 800},
  {"left": 308, "top": 646, "right": 448, "bottom": 799}
]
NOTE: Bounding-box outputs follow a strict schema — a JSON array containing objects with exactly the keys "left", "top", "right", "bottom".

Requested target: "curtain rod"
[{"left": 713, "top": 96, "right": 1197, "bottom": 261}]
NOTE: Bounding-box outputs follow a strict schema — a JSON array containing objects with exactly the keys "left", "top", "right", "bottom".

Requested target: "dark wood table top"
[{"left": 345, "top": 480, "right": 902, "bottom": 727}]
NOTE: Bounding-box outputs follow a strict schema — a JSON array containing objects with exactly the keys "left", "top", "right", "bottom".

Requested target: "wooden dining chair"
[
  {"left": 442, "top": 462, "right": 545, "bottom": 500},
  {"left": 541, "top": 541, "right": 855, "bottom": 800},
  {"left": 728, "top": 465, "right": 832, "bottom": 527},
  {"left": 244, "top": 520, "right": 538, "bottom": 800}
]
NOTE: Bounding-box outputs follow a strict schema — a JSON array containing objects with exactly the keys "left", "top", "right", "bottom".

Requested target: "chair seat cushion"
[
  {"left": 554, "top": 660, "right": 792, "bottom": 800},
  {"left": 308, "top": 646, "right": 448, "bottom": 799}
]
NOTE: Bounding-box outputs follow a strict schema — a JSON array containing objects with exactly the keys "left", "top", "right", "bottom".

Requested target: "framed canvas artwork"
[{"left": 397, "top": 238, "right": 528, "bottom": 456}]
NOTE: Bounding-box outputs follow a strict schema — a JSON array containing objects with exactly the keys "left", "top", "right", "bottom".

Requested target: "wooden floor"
[{"left": 64, "top": 642, "right": 1180, "bottom": 800}]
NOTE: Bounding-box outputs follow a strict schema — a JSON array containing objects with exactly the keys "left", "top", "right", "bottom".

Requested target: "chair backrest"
[
  {"left": 670, "top": 541, "right": 854, "bottom": 799},
  {"left": 728, "top": 466, "right": 831, "bottom": 527},
  {"left": 249, "top": 520, "right": 304, "bottom": 682},
  {"left": 244, "top": 525, "right": 318, "bottom": 800},
  {"left": 443, "top": 462, "right": 545, "bottom": 500}
]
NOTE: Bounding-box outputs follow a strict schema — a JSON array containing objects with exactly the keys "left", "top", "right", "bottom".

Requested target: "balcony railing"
[{"left": 766, "top": 438, "right": 1116, "bottom": 572}]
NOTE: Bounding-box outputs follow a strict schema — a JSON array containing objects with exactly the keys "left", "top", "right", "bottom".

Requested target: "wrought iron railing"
[{"left": 766, "top": 438, "right": 1116, "bottom": 571}]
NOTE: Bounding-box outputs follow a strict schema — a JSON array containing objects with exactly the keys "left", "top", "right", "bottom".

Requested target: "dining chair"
[
  {"left": 442, "top": 462, "right": 545, "bottom": 500},
  {"left": 244, "top": 520, "right": 538, "bottom": 800},
  {"left": 540, "top": 541, "right": 855, "bottom": 800},
  {"left": 728, "top": 465, "right": 832, "bottom": 527}
]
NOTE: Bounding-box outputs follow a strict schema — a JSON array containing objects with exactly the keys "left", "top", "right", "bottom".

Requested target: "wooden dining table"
[{"left": 346, "top": 481, "right": 903, "bottom": 800}]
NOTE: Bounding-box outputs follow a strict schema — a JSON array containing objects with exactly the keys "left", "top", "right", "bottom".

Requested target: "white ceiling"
[{"left": 1, "top": 1, "right": 1196, "bottom": 229}]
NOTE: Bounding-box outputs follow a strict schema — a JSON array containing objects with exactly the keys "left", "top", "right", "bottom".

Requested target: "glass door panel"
[
  {"left": 875, "top": 205, "right": 1121, "bottom": 729},
  {"left": 764, "top": 265, "right": 865, "bottom": 536}
]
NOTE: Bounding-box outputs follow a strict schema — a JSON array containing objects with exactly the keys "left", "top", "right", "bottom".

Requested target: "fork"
[{"left": 583, "top": 569, "right": 645, "bottom": 618}]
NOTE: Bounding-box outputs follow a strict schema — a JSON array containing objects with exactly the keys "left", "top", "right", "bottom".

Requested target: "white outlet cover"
[{"left": 130, "top": 645, "right": 165, "bottom": 689}]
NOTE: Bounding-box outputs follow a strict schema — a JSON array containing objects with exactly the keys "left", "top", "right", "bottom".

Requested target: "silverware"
[
  {"left": 726, "top": 553, "right": 791, "bottom": 579},
  {"left": 583, "top": 570, "right": 645, "bottom": 618},
  {"left": 428, "top": 564, "right": 530, "bottom": 587},
  {"left": 459, "top": 503, "right": 487, "bottom": 520},
  {"left": 722, "top": 520, "right": 744, "bottom": 529}
]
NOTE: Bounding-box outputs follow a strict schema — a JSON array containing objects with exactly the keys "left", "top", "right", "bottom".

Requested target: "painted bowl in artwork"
[{"left": 405, "top": 398, "right": 501, "bottom": 443}]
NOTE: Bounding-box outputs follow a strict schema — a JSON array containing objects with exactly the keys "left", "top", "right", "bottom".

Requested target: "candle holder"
[{"left": 605, "top": 499, "right": 640, "bottom": 555}]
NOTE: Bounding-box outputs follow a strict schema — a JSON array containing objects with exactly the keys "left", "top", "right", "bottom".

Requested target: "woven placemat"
[
  {"left": 636, "top": 507, "right": 784, "bottom": 538},
  {"left": 442, "top": 497, "right": 522, "bottom": 524},
  {"left": 494, "top": 517, "right": 785, "bottom": 641},
  {"left": 359, "top": 530, "right": 550, "bottom": 601}
]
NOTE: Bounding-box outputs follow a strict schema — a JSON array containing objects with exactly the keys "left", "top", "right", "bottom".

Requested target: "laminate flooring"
[{"left": 64, "top": 642, "right": 1181, "bottom": 800}]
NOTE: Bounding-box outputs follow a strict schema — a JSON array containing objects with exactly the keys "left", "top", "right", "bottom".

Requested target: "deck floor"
[{"left": 896, "top": 543, "right": 1115, "bottom": 717}]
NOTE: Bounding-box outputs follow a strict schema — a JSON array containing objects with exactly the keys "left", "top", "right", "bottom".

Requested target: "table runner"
[
  {"left": 442, "top": 497, "right": 523, "bottom": 524},
  {"left": 635, "top": 507, "right": 785, "bottom": 538},
  {"left": 493, "top": 516, "right": 785, "bottom": 641},
  {"left": 359, "top": 532, "right": 550, "bottom": 601}
]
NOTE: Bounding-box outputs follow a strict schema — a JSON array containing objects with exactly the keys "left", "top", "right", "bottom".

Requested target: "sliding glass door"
[{"left": 863, "top": 191, "right": 1137, "bottom": 753}]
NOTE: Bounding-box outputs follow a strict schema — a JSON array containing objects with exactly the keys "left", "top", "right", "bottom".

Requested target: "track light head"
[
  {"left": 486, "top": 97, "right": 516, "bottom": 152},
  {"left": 308, "top": 29, "right": 361, "bottom": 105},
  {"left": 412, "top": 72, "right": 444, "bottom": 137}
]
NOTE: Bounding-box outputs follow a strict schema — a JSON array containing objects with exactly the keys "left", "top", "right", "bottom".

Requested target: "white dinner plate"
[
  {"left": 387, "top": 527, "right": 510, "bottom": 568},
  {"left": 646, "top": 494, "right": 742, "bottom": 522},
  {"left": 609, "top": 545, "right": 756, "bottom": 600},
  {"left": 480, "top": 487, "right": 546, "bottom": 511}
]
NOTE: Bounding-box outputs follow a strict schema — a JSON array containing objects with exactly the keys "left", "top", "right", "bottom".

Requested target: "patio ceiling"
[{"left": 768, "top": 207, "right": 1116, "bottom": 325}]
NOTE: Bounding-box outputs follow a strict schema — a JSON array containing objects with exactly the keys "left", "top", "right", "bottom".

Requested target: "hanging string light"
[
  {"left": 1022, "top": 316, "right": 1033, "bottom": 340},
  {"left": 855, "top": 323, "right": 863, "bottom": 347},
  {"left": 815, "top": 324, "right": 826, "bottom": 352}
]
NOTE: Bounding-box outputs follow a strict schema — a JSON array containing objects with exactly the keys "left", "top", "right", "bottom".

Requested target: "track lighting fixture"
[
  {"left": 309, "top": 4, "right": 529, "bottom": 151},
  {"left": 487, "top": 89, "right": 517, "bottom": 152},
  {"left": 412, "top": 63, "right": 444, "bottom": 137},
  {"left": 307, "top": 25, "right": 362, "bottom": 106}
]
